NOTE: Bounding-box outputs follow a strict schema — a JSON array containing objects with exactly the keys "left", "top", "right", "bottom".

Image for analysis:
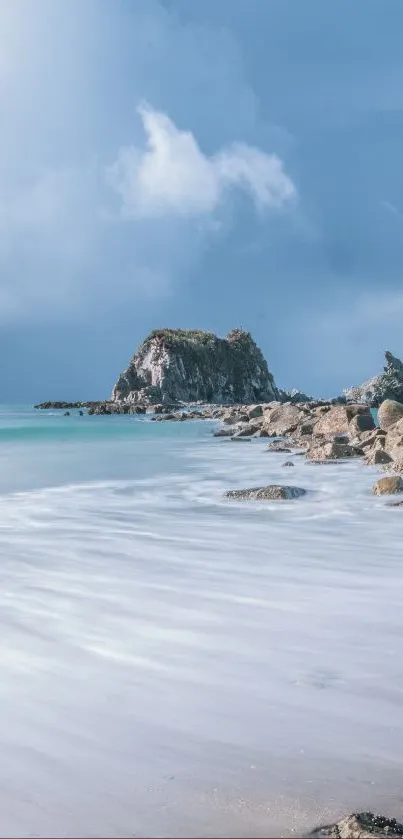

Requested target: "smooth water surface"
[{"left": 0, "top": 406, "right": 402, "bottom": 838}]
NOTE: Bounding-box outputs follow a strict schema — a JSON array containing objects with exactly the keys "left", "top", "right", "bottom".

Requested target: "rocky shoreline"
[
  {"left": 34, "top": 395, "right": 403, "bottom": 494},
  {"left": 32, "top": 333, "right": 403, "bottom": 835}
]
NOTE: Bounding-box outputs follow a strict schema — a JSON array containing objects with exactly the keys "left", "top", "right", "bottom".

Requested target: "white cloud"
[{"left": 107, "top": 103, "right": 296, "bottom": 219}]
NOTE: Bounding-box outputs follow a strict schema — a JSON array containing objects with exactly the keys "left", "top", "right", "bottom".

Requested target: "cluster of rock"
[
  {"left": 307, "top": 811, "right": 403, "bottom": 838},
  {"left": 344, "top": 351, "right": 403, "bottom": 406},
  {"left": 34, "top": 401, "right": 101, "bottom": 410},
  {"left": 163, "top": 395, "right": 403, "bottom": 502}
]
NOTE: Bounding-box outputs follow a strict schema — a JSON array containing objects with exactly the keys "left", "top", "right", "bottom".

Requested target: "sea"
[{"left": 0, "top": 405, "right": 402, "bottom": 838}]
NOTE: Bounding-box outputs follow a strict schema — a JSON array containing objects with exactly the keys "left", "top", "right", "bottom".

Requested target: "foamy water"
[{"left": 0, "top": 407, "right": 402, "bottom": 837}]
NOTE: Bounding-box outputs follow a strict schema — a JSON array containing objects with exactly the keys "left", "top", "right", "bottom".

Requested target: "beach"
[{"left": 0, "top": 407, "right": 402, "bottom": 837}]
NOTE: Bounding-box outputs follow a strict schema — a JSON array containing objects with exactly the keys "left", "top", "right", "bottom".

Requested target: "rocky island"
[{"left": 111, "top": 327, "right": 280, "bottom": 405}]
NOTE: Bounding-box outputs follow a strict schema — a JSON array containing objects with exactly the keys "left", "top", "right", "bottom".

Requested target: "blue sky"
[{"left": 1, "top": 0, "right": 403, "bottom": 401}]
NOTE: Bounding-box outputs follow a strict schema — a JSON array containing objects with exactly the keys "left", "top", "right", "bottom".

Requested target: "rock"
[
  {"left": 229, "top": 436, "right": 252, "bottom": 442},
  {"left": 349, "top": 413, "right": 375, "bottom": 434},
  {"left": 111, "top": 328, "right": 280, "bottom": 405},
  {"left": 354, "top": 428, "right": 386, "bottom": 449},
  {"left": 225, "top": 485, "right": 306, "bottom": 500},
  {"left": 373, "top": 475, "right": 403, "bottom": 495},
  {"left": 307, "top": 441, "right": 361, "bottom": 462},
  {"left": 263, "top": 403, "right": 302, "bottom": 436},
  {"left": 378, "top": 399, "right": 403, "bottom": 430},
  {"left": 233, "top": 422, "right": 263, "bottom": 438},
  {"left": 282, "top": 461, "right": 294, "bottom": 467},
  {"left": 34, "top": 401, "right": 102, "bottom": 410},
  {"left": 247, "top": 404, "right": 264, "bottom": 419},
  {"left": 313, "top": 406, "right": 372, "bottom": 438},
  {"left": 266, "top": 441, "right": 292, "bottom": 453},
  {"left": 364, "top": 448, "right": 393, "bottom": 465},
  {"left": 213, "top": 427, "right": 235, "bottom": 438},
  {"left": 128, "top": 405, "right": 146, "bottom": 414},
  {"left": 387, "top": 500, "right": 403, "bottom": 507},
  {"left": 344, "top": 350, "right": 403, "bottom": 407},
  {"left": 222, "top": 413, "right": 241, "bottom": 425},
  {"left": 299, "top": 419, "right": 317, "bottom": 435},
  {"left": 308, "top": 811, "right": 403, "bottom": 838}
]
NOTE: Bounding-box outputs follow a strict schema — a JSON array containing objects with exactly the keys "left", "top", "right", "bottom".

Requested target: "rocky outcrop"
[
  {"left": 111, "top": 328, "right": 280, "bottom": 405},
  {"left": 344, "top": 351, "right": 403, "bottom": 407},
  {"left": 308, "top": 811, "right": 403, "bottom": 838}
]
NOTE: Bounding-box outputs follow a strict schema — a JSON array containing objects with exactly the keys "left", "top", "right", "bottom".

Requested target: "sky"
[{"left": 1, "top": 0, "right": 403, "bottom": 401}]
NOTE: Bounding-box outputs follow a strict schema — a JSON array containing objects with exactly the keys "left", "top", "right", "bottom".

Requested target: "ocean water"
[{"left": 0, "top": 405, "right": 403, "bottom": 838}]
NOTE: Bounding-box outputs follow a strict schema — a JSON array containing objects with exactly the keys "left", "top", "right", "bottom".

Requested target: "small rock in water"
[
  {"left": 266, "top": 441, "right": 292, "bottom": 453},
  {"left": 225, "top": 485, "right": 306, "bottom": 500},
  {"left": 307, "top": 811, "right": 403, "bottom": 838},
  {"left": 282, "top": 461, "right": 294, "bottom": 467},
  {"left": 229, "top": 436, "right": 252, "bottom": 442},
  {"left": 373, "top": 475, "right": 403, "bottom": 496},
  {"left": 213, "top": 427, "right": 235, "bottom": 437}
]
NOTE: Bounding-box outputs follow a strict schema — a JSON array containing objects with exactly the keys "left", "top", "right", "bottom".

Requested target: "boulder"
[
  {"left": 373, "top": 476, "right": 403, "bottom": 495},
  {"left": 349, "top": 413, "right": 375, "bottom": 435},
  {"left": 263, "top": 403, "right": 302, "bottom": 436},
  {"left": 247, "top": 404, "right": 264, "bottom": 419},
  {"left": 307, "top": 441, "right": 361, "bottom": 462},
  {"left": 364, "top": 448, "right": 393, "bottom": 466},
  {"left": 233, "top": 422, "right": 263, "bottom": 438},
  {"left": 298, "top": 419, "right": 317, "bottom": 436},
  {"left": 282, "top": 461, "right": 294, "bottom": 467},
  {"left": 225, "top": 485, "right": 306, "bottom": 500},
  {"left": 378, "top": 399, "right": 403, "bottom": 430},
  {"left": 308, "top": 811, "right": 403, "bottom": 838},
  {"left": 353, "top": 428, "right": 386, "bottom": 449},
  {"left": 313, "top": 405, "right": 372, "bottom": 438}
]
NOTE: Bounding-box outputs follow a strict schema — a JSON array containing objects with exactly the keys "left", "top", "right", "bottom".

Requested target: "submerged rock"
[
  {"left": 308, "top": 811, "right": 403, "bottom": 838},
  {"left": 111, "top": 328, "right": 280, "bottom": 405},
  {"left": 373, "top": 475, "right": 403, "bottom": 495},
  {"left": 224, "top": 485, "right": 306, "bottom": 500},
  {"left": 265, "top": 441, "right": 293, "bottom": 453},
  {"left": 344, "top": 350, "right": 403, "bottom": 407}
]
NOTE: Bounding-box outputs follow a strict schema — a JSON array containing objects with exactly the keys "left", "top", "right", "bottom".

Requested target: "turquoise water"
[{"left": 0, "top": 405, "right": 403, "bottom": 837}]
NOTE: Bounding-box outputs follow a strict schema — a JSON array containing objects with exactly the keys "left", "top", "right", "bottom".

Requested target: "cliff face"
[
  {"left": 344, "top": 351, "right": 403, "bottom": 407},
  {"left": 112, "top": 328, "right": 280, "bottom": 405}
]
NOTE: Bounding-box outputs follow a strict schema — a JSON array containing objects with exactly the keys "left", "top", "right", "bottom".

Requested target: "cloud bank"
[{"left": 108, "top": 103, "right": 296, "bottom": 218}]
